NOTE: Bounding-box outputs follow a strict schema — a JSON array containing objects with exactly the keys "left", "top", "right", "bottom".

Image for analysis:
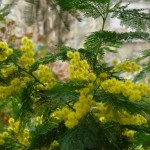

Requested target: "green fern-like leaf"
[
  {"left": 60, "top": 115, "right": 119, "bottom": 150},
  {"left": 111, "top": 4, "right": 150, "bottom": 31}
]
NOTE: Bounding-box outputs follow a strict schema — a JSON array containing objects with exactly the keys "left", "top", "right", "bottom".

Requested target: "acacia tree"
[{"left": 0, "top": 0, "right": 150, "bottom": 150}]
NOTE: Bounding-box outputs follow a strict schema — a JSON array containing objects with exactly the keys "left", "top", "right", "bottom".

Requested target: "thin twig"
[
  {"left": 11, "top": 59, "right": 45, "bottom": 86},
  {"left": 65, "top": 102, "right": 75, "bottom": 111}
]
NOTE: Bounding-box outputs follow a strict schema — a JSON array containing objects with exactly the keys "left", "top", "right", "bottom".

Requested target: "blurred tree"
[{"left": 8, "top": 0, "right": 81, "bottom": 45}]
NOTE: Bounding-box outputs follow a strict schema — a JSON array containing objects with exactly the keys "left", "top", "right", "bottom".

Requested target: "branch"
[
  {"left": 65, "top": 102, "right": 75, "bottom": 111},
  {"left": 11, "top": 59, "right": 45, "bottom": 86}
]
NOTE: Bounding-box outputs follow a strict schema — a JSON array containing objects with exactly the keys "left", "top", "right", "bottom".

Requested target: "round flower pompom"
[{"left": 67, "top": 51, "right": 73, "bottom": 58}]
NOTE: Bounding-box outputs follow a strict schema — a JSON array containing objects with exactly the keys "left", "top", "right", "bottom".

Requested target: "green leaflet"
[{"left": 60, "top": 115, "right": 118, "bottom": 150}]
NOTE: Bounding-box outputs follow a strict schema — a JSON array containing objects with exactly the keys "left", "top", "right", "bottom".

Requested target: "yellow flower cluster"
[
  {"left": 94, "top": 103, "right": 113, "bottom": 122},
  {"left": 0, "top": 77, "right": 30, "bottom": 99},
  {"left": 20, "top": 37, "right": 35, "bottom": 69},
  {"left": 8, "top": 118, "right": 20, "bottom": 133},
  {"left": 53, "top": 87, "right": 95, "bottom": 128},
  {"left": 17, "top": 129, "right": 30, "bottom": 146},
  {"left": 49, "top": 140, "right": 59, "bottom": 150},
  {"left": 99, "top": 73, "right": 108, "bottom": 79},
  {"left": 0, "top": 65, "right": 16, "bottom": 78},
  {"left": 112, "top": 59, "right": 118, "bottom": 65},
  {"left": 36, "top": 65, "right": 56, "bottom": 90},
  {"left": 122, "top": 129, "right": 136, "bottom": 141},
  {"left": 35, "top": 116, "right": 43, "bottom": 124},
  {"left": 95, "top": 73, "right": 108, "bottom": 86},
  {"left": 11, "top": 77, "right": 30, "bottom": 91},
  {"left": 67, "top": 51, "right": 96, "bottom": 81},
  {"left": 101, "top": 78, "right": 150, "bottom": 101},
  {"left": 118, "top": 111, "right": 147, "bottom": 125},
  {"left": 8, "top": 118, "right": 30, "bottom": 146},
  {"left": 0, "top": 131, "right": 9, "bottom": 145},
  {"left": 94, "top": 104, "right": 147, "bottom": 125},
  {"left": 0, "top": 42, "right": 13, "bottom": 61},
  {"left": 112, "top": 61, "right": 141, "bottom": 73},
  {"left": 31, "top": 115, "right": 43, "bottom": 126}
]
